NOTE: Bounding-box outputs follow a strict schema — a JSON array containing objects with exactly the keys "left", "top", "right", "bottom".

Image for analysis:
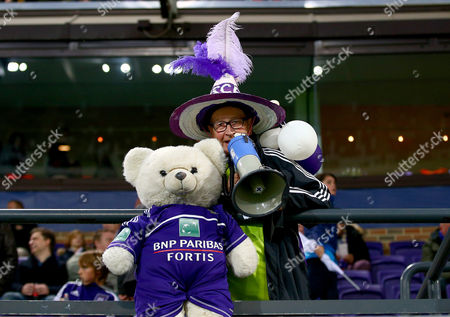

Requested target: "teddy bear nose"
[{"left": 175, "top": 171, "right": 187, "bottom": 181}]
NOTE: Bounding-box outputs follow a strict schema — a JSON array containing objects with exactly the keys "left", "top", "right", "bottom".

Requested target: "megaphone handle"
[{"left": 222, "top": 157, "right": 236, "bottom": 198}]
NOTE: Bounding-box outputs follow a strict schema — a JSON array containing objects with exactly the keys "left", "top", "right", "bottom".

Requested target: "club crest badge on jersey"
[
  {"left": 179, "top": 218, "right": 200, "bottom": 237},
  {"left": 114, "top": 228, "right": 131, "bottom": 241},
  {"left": 94, "top": 293, "right": 110, "bottom": 301}
]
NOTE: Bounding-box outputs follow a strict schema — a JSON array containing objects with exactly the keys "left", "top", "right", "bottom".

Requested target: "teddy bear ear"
[
  {"left": 194, "top": 138, "right": 226, "bottom": 174},
  {"left": 123, "top": 147, "right": 153, "bottom": 186}
]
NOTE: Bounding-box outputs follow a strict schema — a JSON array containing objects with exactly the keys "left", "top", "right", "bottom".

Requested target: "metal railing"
[
  {"left": 401, "top": 262, "right": 450, "bottom": 300},
  {"left": 1, "top": 208, "right": 449, "bottom": 224},
  {"left": 0, "top": 0, "right": 449, "bottom": 11},
  {"left": 416, "top": 229, "right": 450, "bottom": 299},
  {"left": 0, "top": 208, "right": 449, "bottom": 316},
  {"left": 0, "top": 298, "right": 449, "bottom": 316}
]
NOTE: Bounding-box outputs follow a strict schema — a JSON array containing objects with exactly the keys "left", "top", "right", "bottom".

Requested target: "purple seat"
[
  {"left": 380, "top": 272, "right": 420, "bottom": 299},
  {"left": 337, "top": 270, "right": 372, "bottom": 291},
  {"left": 390, "top": 240, "right": 424, "bottom": 254},
  {"left": 339, "top": 284, "right": 384, "bottom": 299},
  {"left": 377, "top": 269, "right": 403, "bottom": 286},
  {"left": 390, "top": 241, "right": 424, "bottom": 265},
  {"left": 366, "top": 241, "right": 383, "bottom": 259},
  {"left": 371, "top": 255, "right": 406, "bottom": 283},
  {"left": 410, "top": 254, "right": 422, "bottom": 264},
  {"left": 381, "top": 274, "right": 401, "bottom": 299},
  {"left": 377, "top": 269, "right": 422, "bottom": 286},
  {"left": 447, "top": 284, "right": 450, "bottom": 298},
  {"left": 393, "top": 283, "right": 422, "bottom": 299}
]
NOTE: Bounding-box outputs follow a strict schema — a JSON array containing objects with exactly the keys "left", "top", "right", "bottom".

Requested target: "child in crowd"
[
  {"left": 54, "top": 250, "right": 118, "bottom": 301},
  {"left": 57, "top": 229, "right": 86, "bottom": 266}
]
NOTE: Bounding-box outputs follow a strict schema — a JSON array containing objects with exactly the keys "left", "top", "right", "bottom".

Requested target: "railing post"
[
  {"left": 416, "top": 230, "right": 450, "bottom": 299},
  {"left": 400, "top": 261, "right": 429, "bottom": 300}
]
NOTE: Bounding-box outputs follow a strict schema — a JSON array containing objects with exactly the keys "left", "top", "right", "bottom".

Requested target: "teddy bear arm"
[
  {"left": 226, "top": 237, "right": 258, "bottom": 278},
  {"left": 102, "top": 246, "right": 135, "bottom": 276}
]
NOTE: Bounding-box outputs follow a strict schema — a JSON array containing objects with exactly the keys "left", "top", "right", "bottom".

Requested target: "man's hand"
[
  {"left": 60, "top": 293, "right": 69, "bottom": 301},
  {"left": 21, "top": 283, "right": 34, "bottom": 296},
  {"left": 343, "top": 254, "right": 354, "bottom": 264},
  {"left": 314, "top": 245, "right": 324, "bottom": 258},
  {"left": 118, "top": 294, "right": 134, "bottom": 301},
  {"left": 227, "top": 171, "right": 241, "bottom": 191},
  {"left": 34, "top": 284, "right": 50, "bottom": 296},
  {"left": 233, "top": 172, "right": 240, "bottom": 185}
]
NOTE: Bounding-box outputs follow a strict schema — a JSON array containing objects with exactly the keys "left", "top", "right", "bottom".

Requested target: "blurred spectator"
[
  {"left": 337, "top": 224, "right": 371, "bottom": 270},
  {"left": 66, "top": 229, "right": 118, "bottom": 292},
  {"left": 2, "top": 228, "right": 67, "bottom": 300},
  {"left": 316, "top": 173, "right": 371, "bottom": 269},
  {"left": 102, "top": 224, "right": 120, "bottom": 234},
  {"left": 7, "top": 200, "right": 37, "bottom": 257},
  {"left": 57, "top": 230, "right": 86, "bottom": 266},
  {"left": 117, "top": 201, "right": 143, "bottom": 301},
  {"left": 422, "top": 223, "right": 450, "bottom": 263},
  {"left": 0, "top": 224, "right": 18, "bottom": 297},
  {"left": 301, "top": 223, "right": 339, "bottom": 299},
  {"left": 422, "top": 222, "right": 450, "bottom": 297},
  {"left": 317, "top": 173, "right": 337, "bottom": 206},
  {"left": 117, "top": 269, "right": 136, "bottom": 301},
  {"left": 54, "top": 250, "right": 118, "bottom": 302},
  {"left": 298, "top": 173, "right": 339, "bottom": 299}
]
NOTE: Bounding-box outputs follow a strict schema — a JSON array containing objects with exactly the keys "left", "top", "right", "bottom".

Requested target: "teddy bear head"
[{"left": 123, "top": 138, "right": 226, "bottom": 208}]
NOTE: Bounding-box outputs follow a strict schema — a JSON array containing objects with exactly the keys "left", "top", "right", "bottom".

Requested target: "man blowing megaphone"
[
  {"left": 169, "top": 12, "right": 331, "bottom": 302},
  {"left": 227, "top": 132, "right": 288, "bottom": 218}
]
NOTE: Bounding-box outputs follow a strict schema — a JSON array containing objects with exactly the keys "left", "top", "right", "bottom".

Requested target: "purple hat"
[{"left": 169, "top": 13, "right": 285, "bottom": 141}]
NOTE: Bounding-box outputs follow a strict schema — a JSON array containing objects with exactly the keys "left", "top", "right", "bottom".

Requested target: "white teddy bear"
[{"left": 102, "top": 138, "right": 258, "bottom": 317}]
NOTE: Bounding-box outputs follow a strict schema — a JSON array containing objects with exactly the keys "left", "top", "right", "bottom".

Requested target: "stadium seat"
[
  {"left": 337, "top": 270, "right": 372, "bottom": 291},
  {"left": 393, "top": 283, "right": 422, "bottom": 299},
  {"left": 339, "top": 284, "right": 384, "bottom": 299},
  {"left": 377, "top": 269, "right": 423, "bottom": 286},
  {"left": 410, "top": 254, "right": 422, "bottom": 264},
  {"left": 377, "top": 269, "right": 403, "bottom": 286},
  {"left": 370, "top": 255, "right": 406, "bottom": 283},
  {"left": 366, "top": 241, "right": 383, "bottom": 259},
  {"left": 380, "top": 272, "right": 420, "bottom": 299},
  {"left": 389, "top": 240, "right": 424, "bottom": 265},
  {"left": 381, "top": 274, "right": 402, "bottom": 299},
  {"left": 447, "top": 284, "right": 450, "bottom": 298}
]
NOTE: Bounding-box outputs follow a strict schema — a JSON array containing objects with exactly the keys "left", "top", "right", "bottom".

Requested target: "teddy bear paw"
[
  {"left": 102, "top": 247, "right": 134, "bottom": 275},
  {"left": 227, "top": 237, "right": 258, "bottom": 278}
]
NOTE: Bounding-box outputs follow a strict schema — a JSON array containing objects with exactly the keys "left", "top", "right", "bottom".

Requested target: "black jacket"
[
  {"left": 222, "top": 140, "right": 331, "bottom": 300},
  {"left": 11, "top": 254, "right": 68, "bottom": 297},
  {"left": 346, "top": 225, "right": 371, "bottom": 263},
  {"left": 0, "top": 224, "right": 18, "bottom": 296}
]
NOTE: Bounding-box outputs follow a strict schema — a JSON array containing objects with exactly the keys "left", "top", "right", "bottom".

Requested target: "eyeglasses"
[{"left": 210, "top": 119, "right": 246, "bottom": 133}]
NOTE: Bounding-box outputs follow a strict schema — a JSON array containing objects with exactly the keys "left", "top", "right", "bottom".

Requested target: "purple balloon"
[{"left": 296, "top": 145, "right": 323, "bottom": 175}]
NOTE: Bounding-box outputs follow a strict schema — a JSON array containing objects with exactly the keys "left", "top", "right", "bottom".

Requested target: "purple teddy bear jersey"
[{"left": 107, "top": 203, "right": 247, "bottom": 317}]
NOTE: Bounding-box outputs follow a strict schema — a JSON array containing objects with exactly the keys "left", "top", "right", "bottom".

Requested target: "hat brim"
[{"left": 170, "top": 92, "right": 286, "bottom": 140}]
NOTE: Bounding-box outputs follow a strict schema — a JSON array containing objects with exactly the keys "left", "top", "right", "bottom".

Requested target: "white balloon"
[
  {"left": 278, "top": 121, "right": 318, "bottom": 160},
  {"left": 259, "top": 127, "right": 281, "bottom": 149}
]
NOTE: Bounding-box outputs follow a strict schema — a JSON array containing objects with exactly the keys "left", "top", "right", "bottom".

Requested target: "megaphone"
[{"left": 228, "top": 134, "right": 288, "bottom": 217}]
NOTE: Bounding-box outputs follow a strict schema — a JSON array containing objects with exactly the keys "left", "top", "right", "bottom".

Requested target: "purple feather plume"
[
  {"left": 206, "top": 12, "right": 252, "bottom": 83},
  {"left": 170, "top": 41, "right": 236, "bottom": 80}
]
